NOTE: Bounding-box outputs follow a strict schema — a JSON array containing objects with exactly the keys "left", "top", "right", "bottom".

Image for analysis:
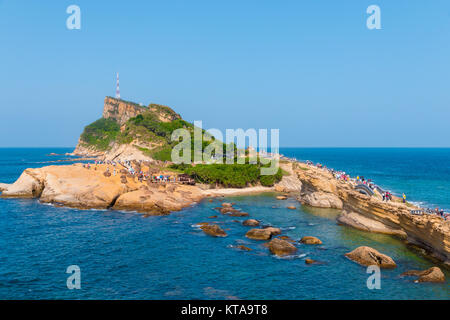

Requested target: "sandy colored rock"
[
  {"left": 246, "top": 228, "right": 279, "bottom": 240},
  {"left": 294, "top": 162, "right": 450, "bottom": 265},
  {"left": 268, "top": 238, "right": 297, "bottom": 256},
  {"left": 0, "top": 169, "right": 45, "bottom": 198},
  {"left": 221, "top": 202, "right": 233, "bottom": 208},
  {"left": 274, "top": 162, "right": 303, "bottom": 192},
  {"left": 200, "top": 224, "right": 227, "bottom": 237},
  {"left": 264, "top": 227, "right": 282, "bottom": 236},
  {"left": 345, "top": 246, "right": 397, "bottom": 269},
  {"left": 243, "top": 219, "right": 260, "bottom": 226},
  {"left": 0, "top": 164, "right": 205, "bottom": 214},
  {"left": 220, "top": 207, "right": 239, "bottom": 214},
  {"left": 114, "top": 183, "right": 203, "bottom": 214},
  {"left": 305, "top": 258, "right": 316, "bottom": 264},
  {"left": 300, "top": 191, "right": 343, "bottom": 209},
  {"left": 337, "top": 211, "right": 407, "bottom": 237},
  {"left": 287, "top": 206, "right": 296, "bottom": 210},
  {"left": 300, "top": 236, "right": 322, "bottom": 245},
  {"left": 401, "top": 267, "right": 445, "bottom": 283},
  {"left": 276, "top": 195, "right": 287, "bottom": 200}
]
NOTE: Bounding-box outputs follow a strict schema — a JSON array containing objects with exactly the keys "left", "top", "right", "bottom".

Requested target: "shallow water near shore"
[{"left": 0, "top": 148, "right": 449, "bottom": 299}]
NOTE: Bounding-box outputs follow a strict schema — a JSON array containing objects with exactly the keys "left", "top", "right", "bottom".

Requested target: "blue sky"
[{"left": 1, "top": 0, "right": 449, "bottom": 147}]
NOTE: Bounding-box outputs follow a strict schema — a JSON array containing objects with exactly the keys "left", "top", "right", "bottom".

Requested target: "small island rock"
[
  {"left": 268, "top": 238, "right": 297, "bottom": 256},
  {"left": 243, "top": 219, "right": 260, "bottom": 226},
  {"left": 300, "top": 236, "right": 322, "bottom": 245},
  {"left": 200, "top": 224, "right": 227, "bottom": 237},
  {"left": 345, "top": 246, "right": 396, "bottom": 268},
  {"left": 401, "top": 267, "right": 445, "bottom": 283}
]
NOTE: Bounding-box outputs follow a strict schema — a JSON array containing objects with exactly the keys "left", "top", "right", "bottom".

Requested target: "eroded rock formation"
[
  {"left": 401, "top": 266, "right": 445, "bottom": 283},
  {"left": 345, "top": 246, "right": 397, "bottom": 268},
  {"left": 294, "top": 162, "right": 450, "bottom": 265},
  {"left": 0, "top": 164, "right": 202, "bottom": 214}
]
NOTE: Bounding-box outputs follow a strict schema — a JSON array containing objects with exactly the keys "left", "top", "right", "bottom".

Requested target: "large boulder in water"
[
  {"left": 300, "top": 236, "right": 322, "bottom": 245},
  {"left": 200, "top": 224, "right": 227, "bottom": 237},
  {"left": 245, "top": 227, "right": 281, "bottom": 240},
  {"left": 264, "top": 227, "right": 281, "bottom": 236},
  {"left": 268, "top": 238, "right": 297, "bottom": 256},
  {"left": 345, "top": 246, "right": 397, "bottom": 269},
  {"left": 401, "top": 267, "right": 445, "bottom": 283}
]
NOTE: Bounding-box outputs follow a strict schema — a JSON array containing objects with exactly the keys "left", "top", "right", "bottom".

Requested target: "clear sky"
[{"left": 1, "top": 0, "right": 449, "bottom": 147}]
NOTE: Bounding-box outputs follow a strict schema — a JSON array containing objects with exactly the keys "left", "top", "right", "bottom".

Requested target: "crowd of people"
[
  {"left": 298, "top": 159, "right": 449, "bottom": 221},
  {"left": 81, "top": 159, "right": 190, "bottom": 185}
]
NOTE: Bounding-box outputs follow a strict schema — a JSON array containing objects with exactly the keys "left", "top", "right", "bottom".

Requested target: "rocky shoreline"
[
  {"left": 1, "top": 158, "right": 449, "bottom": 267},
  {"left": 291, "top": 161, "right": 450, "bottom": 266}
]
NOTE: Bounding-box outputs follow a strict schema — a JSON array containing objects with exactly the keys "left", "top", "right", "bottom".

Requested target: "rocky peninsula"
[{"left": 1, "top": 96, "right": 449, "bottom": 268}]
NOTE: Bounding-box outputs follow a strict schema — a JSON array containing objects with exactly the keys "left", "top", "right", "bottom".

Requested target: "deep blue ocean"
[{"left": 0, "top": 148, "right": 449, "bottom": 299}]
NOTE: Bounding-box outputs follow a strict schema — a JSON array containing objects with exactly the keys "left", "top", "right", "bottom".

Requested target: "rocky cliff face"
[
  {"left": 102, "top": 97, "right": 148, "bottom": 125},
  {"left": 294, "top": 162, "right": 450, "bottom": 266},
  {"left": 102, "top": 97, "right": 181, "bottom": 125},
  {"left": 72, "top": 97, "right": 183, "bottom": 160}
]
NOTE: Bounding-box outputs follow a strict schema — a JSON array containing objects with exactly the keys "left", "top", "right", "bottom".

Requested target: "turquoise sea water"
[{"left": 0, "top": 148, "right": 449, "bottom": 299}]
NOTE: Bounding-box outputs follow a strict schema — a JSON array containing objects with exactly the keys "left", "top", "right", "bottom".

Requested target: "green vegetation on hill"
[
  {"left": 148, "top": 103, "right": 181, "bottom": 120},
  {"left": 79, "top": 103, "right": 229, "bottom": 160},
  {"left": 169, "top": 163, "right": 283, "bottom": 188},
  {"left": 80, "top": 118, "right": 120, "bottom": 151},
  {"left": 129, "top": 113, "right": 192, "bottom": 139}
]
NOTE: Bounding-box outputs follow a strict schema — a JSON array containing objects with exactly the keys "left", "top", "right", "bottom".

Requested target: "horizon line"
[{"left": 1, "top": 146, "right": 450, "bottom": 149}]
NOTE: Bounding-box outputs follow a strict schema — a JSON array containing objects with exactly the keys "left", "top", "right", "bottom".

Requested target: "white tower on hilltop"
[{"left": 115, "top": 72, "right": 120, "bottom": 99}]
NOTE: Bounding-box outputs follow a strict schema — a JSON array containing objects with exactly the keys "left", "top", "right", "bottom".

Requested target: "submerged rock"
[
  {"left": 305, "top": 258, "right": 316, "bottom": 264},
  {"left": 401, "top": 267, "right": 445, "bottom": 283},
  {"left": 222, "top": 202, "right": 233, "bottom": 208},
  {"left": 243, "top": 219, "right": 260, "bottom": 227},
  {"left": 220, "top": 207, "right": 240, "bottom": 214},
  {"left": 345, "top": 246, "right": 397, "bottom": 268},
  {"left": 276, "top": 195, "right": 287, "bottom": 200},
  {"left": 268, "top": 238, "right": 297, "bottom": 256},
  {"left": 236, "top": 245, "right": 252, "bottom": 251},
  {"left": 228, "top": 211, "right": 249, "bottom": 217},
  {"left": 200, "top": 224, "right": 227, "bottom": 237},
  {"left": 300, "top": 236, "right": 322, "bottom": 245},
  {"left": 287, "top": 206, "right": 297, "bottom": 210},
  {"left": 278, "top": 235, "right": 295, "bottom": 243}
]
